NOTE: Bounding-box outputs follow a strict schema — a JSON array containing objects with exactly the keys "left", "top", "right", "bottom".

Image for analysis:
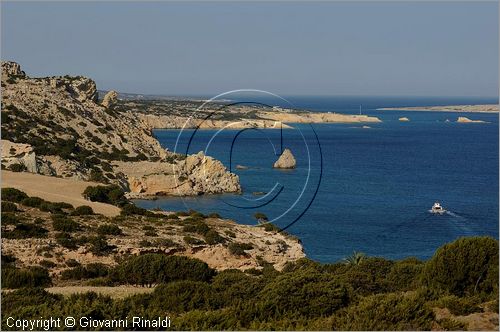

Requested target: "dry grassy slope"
[{"left": 1, "top": 200, "right": 305, "bottom": 280}]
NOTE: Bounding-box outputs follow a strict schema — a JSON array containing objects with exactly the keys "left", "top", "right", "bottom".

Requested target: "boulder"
[
  {"left": 102, "top": 90, "right": 118, "bottom": 108},
  {"left": 1, "top": 140, "right": 37, "bottom": 173},
  {"left": 273, "top": 148, "right": 296, "bottom": 169},
  {"left": 50, "top": 76, "right": 98, "bottom": 103},
  {"left": 456, "top": 117, "right": 486, "bottom": 123}
]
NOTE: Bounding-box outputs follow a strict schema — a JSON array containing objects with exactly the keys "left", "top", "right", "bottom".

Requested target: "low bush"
[
  {"left": 97, "top": 224, "right": 123, "bottom": 236},
  {"left": 110, "top": 254, "right": 215, "bottom": 287},
  {"left": 83, "top": 185, "right": 126, "bottom": 206},
  {"left": 52, "top": 215, "right": 80, "bottom": 232},
  {"left": 422, "top": 236, "right": 499, "bottom": 297},
  {"left": 88, "top": 235, "right": 115, "bottom": 256},
  {"left": 71, "top": 205, "right": 94, "bottom": 216},
  {"left": 228, "top": 242, "right": 253, "bottom": 256},
  {"left": 2, "top": 223, "right": 48, "bottom": 239},
  {"left": 39, "top": 260, "right": 57, "bottom": 269},
  {"left": 2, "top": 187, "right": 28, "bottom": 202},
  {"left": 61, "top": 263, "right": 110, "bottom": 280},
  {"left": 21, "top": 196, "right": 44, "bottom": 207},
  {"left": 333, "top": 291, "right": 434, "bottom": 330},
  {"left": 1, "top": 201, "right": 18, "bottom": 212},
  {"left": 1, "top": 212, "right": 23, "bottom": 225},
  {"left": 1, "top": 266, "right": 52, "bottom": 288},
  {"left": 435, "top": 295, "right": 482, "bottom": 316},
  {"left": 204, "top": 229, "right": 225, "bottom": 245},
  {"left": 184, "top": 236, "right": 205, "bottom": 245},
  {"left": 183, "top": 221, "right": 210, "bottom": 235}
]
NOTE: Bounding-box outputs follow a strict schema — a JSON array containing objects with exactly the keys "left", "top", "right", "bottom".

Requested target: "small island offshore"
[{"left": 1, "top": 61, "right": 498, "bottom": 331}]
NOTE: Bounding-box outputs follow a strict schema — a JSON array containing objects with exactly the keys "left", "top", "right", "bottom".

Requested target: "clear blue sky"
[{"left": 2, "top": 1, "right": 498, "bottom": 97}]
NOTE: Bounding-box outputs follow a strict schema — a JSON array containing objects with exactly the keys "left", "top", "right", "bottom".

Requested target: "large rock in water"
[{"left": 273, "top": 148, "right": 296, "bottom": 169}]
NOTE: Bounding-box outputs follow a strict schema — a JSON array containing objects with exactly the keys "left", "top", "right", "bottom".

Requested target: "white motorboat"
[{"left": 430, "top": 202, "right": 446, "bottom": 214}]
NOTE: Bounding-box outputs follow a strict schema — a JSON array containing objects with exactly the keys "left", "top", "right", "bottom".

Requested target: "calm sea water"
[{"left": 135, "top": 96, "right": 499, "bottom": 262}]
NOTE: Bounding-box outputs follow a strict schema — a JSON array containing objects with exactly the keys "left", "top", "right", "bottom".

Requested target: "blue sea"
[{"left": 135, "top": 96, "right": 499, "bottom": 263}]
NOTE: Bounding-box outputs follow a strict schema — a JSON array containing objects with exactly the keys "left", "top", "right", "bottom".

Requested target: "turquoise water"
[{"left": 135, "top": 97, "right": 499, "bottom": 262}]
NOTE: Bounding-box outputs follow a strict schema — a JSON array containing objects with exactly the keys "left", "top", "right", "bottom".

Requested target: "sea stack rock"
[
  {"left": 273, "top": 148, "right": 296, "bottom": 169},
  {"left": 102, "top": 90, "right": 118, "bottom": 108}
]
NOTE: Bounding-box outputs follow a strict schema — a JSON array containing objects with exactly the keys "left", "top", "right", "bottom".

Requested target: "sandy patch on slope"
[{"left": 1, "top": 171, "right": 120, "bottom": 217}]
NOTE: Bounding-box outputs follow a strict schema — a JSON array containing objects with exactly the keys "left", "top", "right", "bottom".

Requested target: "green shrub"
[
  {"left": 254, "top": 270, "right": 350, "bottom": 319},
  {"left": 334, "top": 291, "right": 434, "bottom": 330},
  {"left": 1, "top": 201, "right": 18, "bottom": 212},
  {"left": 2, "top": 223, "right": 48, "bottom": 239},
  {"left": 111, "top": 254, "right": 215, "bottom": 287},
  {"left": 184, "top": 236, "right": 205, "bottom": 245},
  {"left": 386, "top": 258, "right": 424, "bottom": 291},
  {"left": 228, "top": 242, "right": 253, "bottom": 256},
  {"left": 39, "top": 259, "right": 57, "bottom": 269},
  {"left": 21, "top": 196, "right": 44, "bottom": 207},
  {"left": 52, "top": 215, "right": 80, "bottom": 232},
  {"left": 2, "top": 187, "right": 28, "bottom": 202},
  {"left": 55, "top": 232, "right": 79, "bottom": 250},
  {"left": 88, "top": 235, "right": 115, "bottom": 256},
  {"left": 97, "top": 224, "right": 122, "bottom": 236},
  {"left": 435, "top": 295, "right": 482, "bottom": 316},
  {"left": 120, "top": 203, "right": 157, "bottom": 216},
  {"left": 204, "top": 229, "right": 225, "bottom": 245},
  {"left": 422, "top": 236, "right": 499, "bottom": 297},
  {"left": 437, "top": 318, "right": 466, "bottom": 331},
  {"left": 83, "top": 185, "right": 126, "bottom": 206},
  {"left": 254, "top": 212, "right": 268, "bottom": 221},
  {"left": 1, "top": 266, "right": 51, "bottom": 288},
  {"left": 61, "top": 263, "right": 110, "bottom": 280},
  {"left": 71, "top": 205, "right": 94, "bottom": 215},
  {"left": 66, "top": 259, "right": 81, "bottom": 267},
  {"left": 183, "top": 221, "right": 210, "bottom": 235},
  {"left": 150, "top": 281, "right": 216, "bottom": 313},
  {"left": 1, "top": 212, "right": 23, "bottom": 225}
]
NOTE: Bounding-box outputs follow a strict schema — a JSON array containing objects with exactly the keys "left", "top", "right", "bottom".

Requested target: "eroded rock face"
[
  {"left": 102, "top": 90, "right": 118, "bottom": 108},
  {"left": 51, "top": 76, "right": 98, "bottom": 102},
  {"left": 1, "top": 140, "right": 37, "bottom": 173},
  {"left": 273, "top": 148, "right": 296, "bottom": 169},
  {"left": 1, "top": 61, "right": 26, "bottom": 78},
  {"left": 2, "top": 60, "right": 241, "bottom": 197},
  {"left": 120, "top": 151, "right": 241, "bottom": 197}
]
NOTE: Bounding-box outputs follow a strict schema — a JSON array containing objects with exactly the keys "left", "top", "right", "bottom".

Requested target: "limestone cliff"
[{"left": 1, "top": 61, "right": 240, "bottom": 196}]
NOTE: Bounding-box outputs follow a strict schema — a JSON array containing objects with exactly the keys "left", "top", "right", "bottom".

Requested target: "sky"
[{"left": 1, "top": 1, "right": 498, "bottom": 97}]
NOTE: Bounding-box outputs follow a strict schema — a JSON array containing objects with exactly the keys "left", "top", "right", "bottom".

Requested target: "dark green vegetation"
[
  {"left": 2, "top": 189, "right": 497, "bottom": 330},
  {"left": 2, "top": 236, "right": 498, "bottom": 330}
]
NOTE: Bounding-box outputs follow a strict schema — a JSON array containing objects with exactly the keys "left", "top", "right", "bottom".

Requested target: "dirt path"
[
  {"left": 46, "top": 286, "right": 154, "bottom": 299},
  {"left": 1, "top": 171, "right": 120, "bottom": 217}
]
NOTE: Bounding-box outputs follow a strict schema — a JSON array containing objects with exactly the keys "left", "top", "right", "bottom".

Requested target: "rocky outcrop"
[
  {"left": 102, "top": 90, "right": 118, "bottom": 108},
  {"left": 118, "top": 151, "right": 241, "bottom": 197},
  {"left": 457, "top": 117, "right": 487, "bottom": 123},
  {"left": 1, "top": 61, "right": 240, "bottom": 196},
  {"left": 273, "top": 148, "right": 296, "bottom": 169},
  {"left": 1, "top": 140, "right": 38, "bottom": 173},
  {"left": 1, "top": 61, "right": 26, "bottom": 78},
  {"left": 139, "top": 114, "right": 291, "bottom": 130},
  {"left": 49, "top": 76, "right": 98, "bottom": 102},
  {"left": 399, "top": 117, "right": 410, "bottom": 121}
]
